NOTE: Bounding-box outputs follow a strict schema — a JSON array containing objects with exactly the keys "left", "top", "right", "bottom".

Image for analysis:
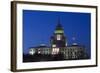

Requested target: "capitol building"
[{"left": 28, "top": 20, "right": 88, "bottom": 60}]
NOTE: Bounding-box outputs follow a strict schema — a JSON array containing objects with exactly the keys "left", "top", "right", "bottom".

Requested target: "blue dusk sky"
[{"left": 23, "top": 10, "right": 91, "bottom": 56}]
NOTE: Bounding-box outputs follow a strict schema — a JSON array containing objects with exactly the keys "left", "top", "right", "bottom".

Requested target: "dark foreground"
[{"left": 23, "top": 54, "right": 89, "bottom": 62}]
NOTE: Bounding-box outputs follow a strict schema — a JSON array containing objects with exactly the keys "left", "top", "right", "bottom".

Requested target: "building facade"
[{"left": 29, "top": 20, "right": 88, "bottom": 60}]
